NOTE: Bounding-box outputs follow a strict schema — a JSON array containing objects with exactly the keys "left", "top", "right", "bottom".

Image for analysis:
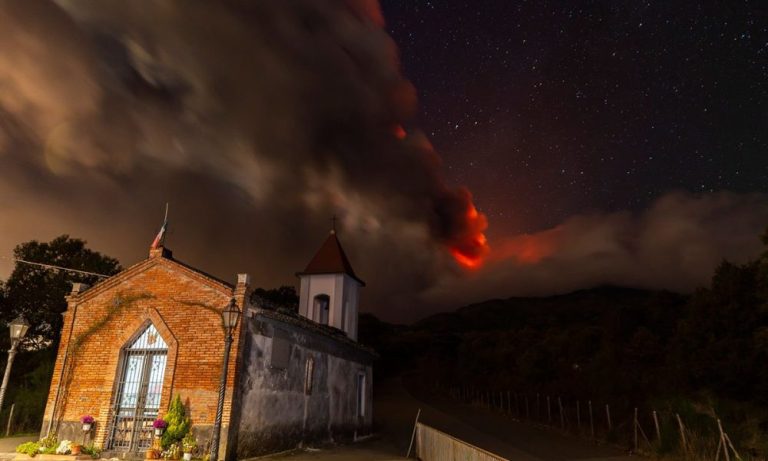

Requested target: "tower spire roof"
[{"left": 297, "top": 230, "right": 365, "bottom": 286}]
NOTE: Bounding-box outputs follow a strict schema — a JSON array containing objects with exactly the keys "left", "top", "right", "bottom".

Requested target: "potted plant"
[
  {"left": 181, "top": 433, "right": 197, "bottom": 461},
  {"left": 153, "top": 418, "right": 168, "bottom": 437},
  {"left": 55, "top": 440, "right": 73, "bottom": 455},
  {"left": 70, "top": 444, "right": 82, "bottom": 456},
  {"left": 80, "top": 415, "right": 94, "bottom": 432},
  {"left": 145, "top": 448, "right": 160, "bottom": 459}
]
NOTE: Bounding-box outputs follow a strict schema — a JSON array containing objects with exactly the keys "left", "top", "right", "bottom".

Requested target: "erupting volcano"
[{"left": 448, "top": 202, "right": 490, "bottom": 269}]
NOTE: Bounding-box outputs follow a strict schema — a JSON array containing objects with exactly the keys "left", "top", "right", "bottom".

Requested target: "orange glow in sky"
[{"left": 450, "top": 202, "right": 490, "bottom": 270}]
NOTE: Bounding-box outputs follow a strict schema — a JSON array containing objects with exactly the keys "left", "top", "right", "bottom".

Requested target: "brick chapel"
[{"left": 40, "top": 229, "right": 374, "bottom": 460}]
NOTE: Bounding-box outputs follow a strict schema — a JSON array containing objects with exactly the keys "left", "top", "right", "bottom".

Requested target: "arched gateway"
[{"left": 107, "top": 323, "right": 168, "bottom": 452}]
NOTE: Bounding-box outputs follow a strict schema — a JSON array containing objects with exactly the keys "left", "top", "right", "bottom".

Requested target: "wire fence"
[{"left": 442, "top": 386, "right": 751, "bottom": 461}]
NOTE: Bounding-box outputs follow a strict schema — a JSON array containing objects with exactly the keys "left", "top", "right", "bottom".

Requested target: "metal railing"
[{"left": 415, "top": 422, "right": 508, "bottom": 461}]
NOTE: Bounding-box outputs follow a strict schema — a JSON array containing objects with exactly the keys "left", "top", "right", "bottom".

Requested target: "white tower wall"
[{"left": 298, "top": 273, "right": 361, "bottom": 340}]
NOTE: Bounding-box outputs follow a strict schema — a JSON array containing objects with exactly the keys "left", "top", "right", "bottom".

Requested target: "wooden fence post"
[
  {"left": 514, "top": 393, "right": 519, "bottom": 416},
  {"left": 547, "top": 395, "right": 552, "bottom": 423},
  {"left": 536, "top": 393, "right": 540, "bottom": 420},
  {"left": 576, "top": 400, "right": 581, "bottom": 429},
  {"left": 633, "top": 407, "right": 638, "bottom": 453},
  {"left": 675, "top": 413, "right": 687, "bottom": 454},
  {"left": 588, "top": 400, "right": 594, "bottom": 438},
  {"left": 525, "top": 394, "right": 530, "bottom": 419},
  {"left": 652, "top": 410, "right": 661, "bottom": 442},
  {"left": 724, "top": 432, "right": 742, "bottom": 461},
  {"left": 5, "top": 403, "right": 14, "bottom": 437},
  {"left": 606, "top": 404, "right": 612, "bottom": 431},
  {"left": 558, "top": 397, "right": 565, "bottom": 429},
  {"left": 717, "top": 419, "right": 731, "bottom": 461}
]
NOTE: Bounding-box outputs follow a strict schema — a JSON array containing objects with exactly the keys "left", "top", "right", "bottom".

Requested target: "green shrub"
[
  {"left": 182, "top": 432, "right": 197, "bottom": 452},
  {"left": 16, "top": 442, "right": 40, "bottom": 457},
  {"left": 82, "top": 444, "right": 101, "bottom": 459},
  {"left": 38, "top": 434, "right": 57, "bottom": 450},
  {"left": 161, "top": 395, "right": 191, "bottom": 450}
]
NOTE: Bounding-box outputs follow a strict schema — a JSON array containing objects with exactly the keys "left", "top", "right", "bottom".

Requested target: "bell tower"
[{"left": 296, "top": 228, "right": 365, "bottom": 340}]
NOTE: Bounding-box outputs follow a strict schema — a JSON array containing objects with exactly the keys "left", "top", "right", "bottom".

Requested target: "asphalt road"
[{"left": 263, "top": 378, "right": 636, "bottom": 461}]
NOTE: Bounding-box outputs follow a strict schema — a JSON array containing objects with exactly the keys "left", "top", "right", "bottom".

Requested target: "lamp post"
[
  {"left": 0, "top": 316, "right": 29, "bottom": 412},
  {"left": 210, "top": 299, "right": 241, "bottom": 461}
]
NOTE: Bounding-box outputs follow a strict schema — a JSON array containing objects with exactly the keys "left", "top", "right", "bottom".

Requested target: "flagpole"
[{"left": 162, "top": 203, "right": 169, "bottom": 246}]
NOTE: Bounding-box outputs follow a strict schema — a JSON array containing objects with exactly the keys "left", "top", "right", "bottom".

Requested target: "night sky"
[
  {"left": 2, "top": 1, "right": 768, "bottom": 321},
  {"left": 382, "top": 1, "right": 768, "bottom": 238}
]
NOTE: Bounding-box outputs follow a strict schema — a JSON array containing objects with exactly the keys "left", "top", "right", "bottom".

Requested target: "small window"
[
  {"left": 313, "top": 294, "right": 330, "bottom": 325},
  {"left": 356, "top": 372, "right": 366, "bottom": 417},
  {"left": 304, "top": 357, "right": 315, "bottom": 395},
  {"left": 271, "top": 337, "right": 291, "bottom": 369},
  {"left": 342, "top": 300, "right": 349, "bottom": 332}
]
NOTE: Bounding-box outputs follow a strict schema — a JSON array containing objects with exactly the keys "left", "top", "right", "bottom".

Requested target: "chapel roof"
[
  {"left": 296, "top": 231, "right": 365, "bottom": 286},
  {"left": 68, "top": 245, "right": 234, "bottom": 304}
]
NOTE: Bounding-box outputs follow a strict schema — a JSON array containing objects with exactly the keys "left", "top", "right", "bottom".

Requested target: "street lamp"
[
  {"left": 210, "top": 299, "right": 241, "bottom": 461},
  {"left": 0, "top": 316, "right": 30, "bottom": 412}
]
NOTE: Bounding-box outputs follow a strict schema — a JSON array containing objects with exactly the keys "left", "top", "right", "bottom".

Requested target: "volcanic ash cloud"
[{"left": 0, "top": 0, "right": 486, "bottom": 320}]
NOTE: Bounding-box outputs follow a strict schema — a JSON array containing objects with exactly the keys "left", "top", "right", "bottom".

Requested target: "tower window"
[{"left": 313, "top": 294, "right": 330, "bottom": 325}]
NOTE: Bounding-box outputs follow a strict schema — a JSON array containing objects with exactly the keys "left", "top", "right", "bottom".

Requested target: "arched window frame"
[
  {"left": 104, "top": 312, "right": 177, "bottom": 453},
  {"left": 313, "top": 294, "right": 330, "bottom": 325}
]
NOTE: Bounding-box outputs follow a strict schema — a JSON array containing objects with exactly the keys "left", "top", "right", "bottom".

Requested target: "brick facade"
[{"left": 41, "top": 247, "right": 248, "bottom": 460}]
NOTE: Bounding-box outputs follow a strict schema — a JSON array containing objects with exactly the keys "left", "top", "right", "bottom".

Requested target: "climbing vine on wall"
[{"left": 54, "top": 292, "right": 154, "bottom": 430}]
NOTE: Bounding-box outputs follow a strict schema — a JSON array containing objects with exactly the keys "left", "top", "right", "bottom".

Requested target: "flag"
[
  {"left": 151, "top": 203, "right": 169, "bottom": 249},
  {"left": 150, "top": 220, "right": 167, "bottom": 249}
]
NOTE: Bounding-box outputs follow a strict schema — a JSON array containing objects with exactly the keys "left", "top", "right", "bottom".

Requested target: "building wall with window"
[
  {"left": 234, "top": 309, "right": 374, "bottom": 459},
  {"left": 40, "top": 247, "right": 247, "bottom": 460},
  {"left": 41, "top": 238, "right": 373, "bottom": 461}
]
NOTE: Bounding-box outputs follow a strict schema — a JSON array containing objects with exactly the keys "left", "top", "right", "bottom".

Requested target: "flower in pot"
[
  {"left": 55, "top": 440, "right": 73, "bottom": 455},
  {"left": 80, "top": 415, "right": 95, "bottom": 432},
  {"left": 181, "top": 433, "right": 197, "bottom": 461},
  {"left": 70, "top": 444, "right": 82, "bottom": 456},
  {"left": 153, "top": 418, "right": 168, "bottom": 437}
]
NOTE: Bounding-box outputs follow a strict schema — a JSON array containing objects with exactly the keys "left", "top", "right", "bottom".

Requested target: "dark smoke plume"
[
  {"left": 0, "top": 1, "right": 764, "bottom": 322},
  {"left": 0, "top": 0, "right": 486, "bottom": 321}
]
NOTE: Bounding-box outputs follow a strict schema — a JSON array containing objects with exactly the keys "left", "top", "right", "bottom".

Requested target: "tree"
[
  {"left": 249, "top": 285, "right": 299, "bottom": 313},
  {"left": 1, "top": 235, "right": 121, "bottom": 348},
  {"left": 161, "top": 395, "right": 191, "bottom": 450}
]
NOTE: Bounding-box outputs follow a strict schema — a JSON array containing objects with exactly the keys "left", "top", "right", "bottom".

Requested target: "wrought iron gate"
[{"left": 107, "top": 324, "right": 168, "bottom": 452}]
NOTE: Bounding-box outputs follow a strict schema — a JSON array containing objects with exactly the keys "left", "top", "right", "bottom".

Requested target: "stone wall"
[{"left": 234, "top": 312, "right": 373, "bottom": 458}]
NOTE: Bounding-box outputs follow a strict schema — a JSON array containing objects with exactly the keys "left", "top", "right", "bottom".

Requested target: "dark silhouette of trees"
[
  {"left": 360, "top": 227, "right": 768, "bottom": 451},
  {"left": 1, "top": 235, "right": 121, "bottom": 348},
  {"left": 0, "top": 235, "right": 121, "bottom": 433},
  {"left": 249, "top": 285, "right": 299, "bottom": 314}
]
